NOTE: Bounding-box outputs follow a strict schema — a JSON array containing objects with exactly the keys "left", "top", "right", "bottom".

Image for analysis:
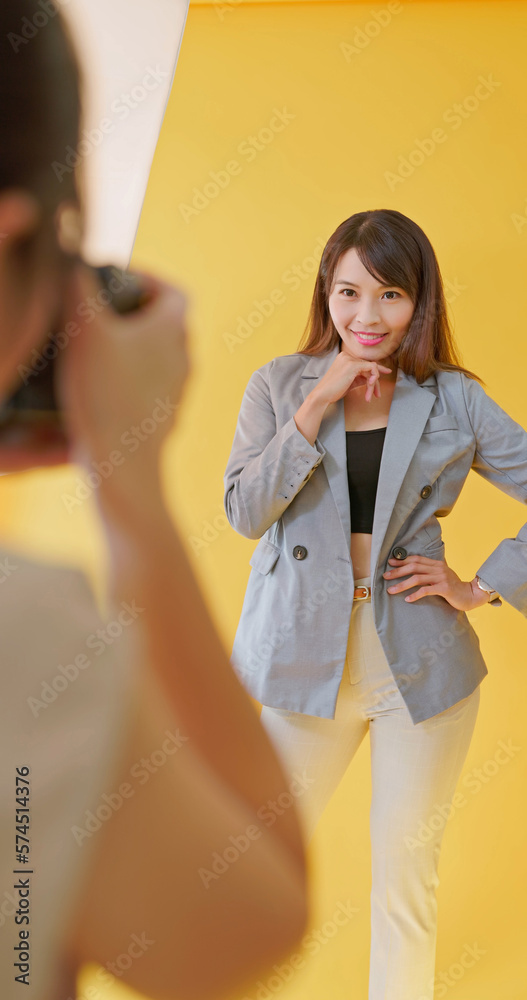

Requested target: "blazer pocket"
[
  {"left": 422, "top": 413, "right": 459, "bottom": 433},
  {"left": 249, "top": 538, "right": 281, "bottom": 575}
]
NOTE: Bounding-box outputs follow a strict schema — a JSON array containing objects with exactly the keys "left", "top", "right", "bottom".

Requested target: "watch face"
[{"left": 476, "top": 578, "right": 500, "bottom": 602}]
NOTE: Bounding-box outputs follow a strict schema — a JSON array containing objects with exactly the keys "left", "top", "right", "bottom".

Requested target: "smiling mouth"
[{"left": 351, "top": 330, "right": 389, "bottom": 343}]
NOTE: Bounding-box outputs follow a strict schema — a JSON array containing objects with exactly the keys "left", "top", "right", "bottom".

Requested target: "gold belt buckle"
[{"left": 353, "top": 585, "right": 370, "bottom": 601}]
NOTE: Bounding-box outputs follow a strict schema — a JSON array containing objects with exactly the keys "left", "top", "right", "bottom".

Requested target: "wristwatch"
[{"left": 475, "top": 575, "right": 502, "bottom": 607}]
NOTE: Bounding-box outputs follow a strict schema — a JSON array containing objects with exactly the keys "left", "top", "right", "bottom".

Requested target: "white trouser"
[{"left": 259, "top": 576, "right": 480, "bottom": 1000}]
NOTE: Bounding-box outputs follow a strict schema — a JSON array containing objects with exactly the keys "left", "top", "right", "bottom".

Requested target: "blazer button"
[
  {"left": 293, "top": 545, "right": 308, "bottom": 560},
  {"left": 392, "top": 546, "right": 407, "bottom": 560},
  {"left": 420, "top": 484, "right": 432, "bottom": 499}
]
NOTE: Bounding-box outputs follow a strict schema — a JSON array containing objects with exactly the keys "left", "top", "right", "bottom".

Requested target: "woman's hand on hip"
[{"left": 382, "top": 555, "right": 491, "bottom": 611}]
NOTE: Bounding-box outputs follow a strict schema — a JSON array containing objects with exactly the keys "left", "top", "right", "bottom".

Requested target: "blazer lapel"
[{"left": 299, "top": 344, "right": 438, "bottom": 574}]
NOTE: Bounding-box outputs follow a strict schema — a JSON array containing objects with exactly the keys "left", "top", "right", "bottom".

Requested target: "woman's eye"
[{"left": 340, "top": 289, "right": 400, "bottom": 299}]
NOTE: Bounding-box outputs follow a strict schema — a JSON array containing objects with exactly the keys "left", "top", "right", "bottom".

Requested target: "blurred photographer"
[{"left": 0, "top": 3, "right": 308, "bottom": 998}]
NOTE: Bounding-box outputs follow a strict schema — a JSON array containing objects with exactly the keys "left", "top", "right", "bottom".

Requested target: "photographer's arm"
[
  {"left": 103, "top": 478, "right": 308, "bottom": 871},
  {"left": 67, "top": 472, "right": 309, "bottom": 1000},
  {"left": 57, "top": 265, "right": 309, "bottom": 998}
]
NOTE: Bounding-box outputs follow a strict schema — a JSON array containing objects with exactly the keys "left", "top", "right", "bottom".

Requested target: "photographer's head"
[{"left": 0, "top": 0, "right": 82, "bottom": 401}]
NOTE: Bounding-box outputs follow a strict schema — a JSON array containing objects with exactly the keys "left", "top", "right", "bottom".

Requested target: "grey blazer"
[{"left": 223, "top": 342, "right": 527, "bottom": 724}]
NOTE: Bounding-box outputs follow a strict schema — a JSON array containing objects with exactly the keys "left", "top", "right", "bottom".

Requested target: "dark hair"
[
  {"left": 0, "top": 0, "right": 82, "bottom": 219},
  {"left": 296, "top": 209, "right": 485, "bottom": 388}
]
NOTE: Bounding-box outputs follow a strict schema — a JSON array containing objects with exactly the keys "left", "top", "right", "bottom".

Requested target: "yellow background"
[{"left": 2, "top": 1, "right": 527, "bottom": 997}]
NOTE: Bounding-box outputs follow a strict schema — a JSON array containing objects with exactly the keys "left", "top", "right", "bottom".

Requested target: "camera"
[{"left": 0, "top": 264, "right": 150, "bottom": 454}]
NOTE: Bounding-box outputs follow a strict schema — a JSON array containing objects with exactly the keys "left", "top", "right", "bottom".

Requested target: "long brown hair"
[
  {"left": 296, "top": 209, "right": 485, "bottom": 388},
  {"left": 0, "top": 0, "right": 82, "bottom": 226}
]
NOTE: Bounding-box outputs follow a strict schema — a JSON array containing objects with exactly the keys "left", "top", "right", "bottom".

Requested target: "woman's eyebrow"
[{"left": 334, "top": 279, "right": 399, "bottom": 289}]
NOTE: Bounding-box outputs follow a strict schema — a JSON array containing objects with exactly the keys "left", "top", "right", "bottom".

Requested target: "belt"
[{"left": 353, "top": 585, "right": 371, "bottom": 601}]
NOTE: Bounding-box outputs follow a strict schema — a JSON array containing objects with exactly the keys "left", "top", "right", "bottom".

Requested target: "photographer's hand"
[{"left": 57, "top": 260, "right": 190, "bottom": 521}]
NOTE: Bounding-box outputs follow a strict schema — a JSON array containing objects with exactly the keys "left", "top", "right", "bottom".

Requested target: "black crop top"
[{"left": 346, "top": 427, "right": 387, "bottom": 534}]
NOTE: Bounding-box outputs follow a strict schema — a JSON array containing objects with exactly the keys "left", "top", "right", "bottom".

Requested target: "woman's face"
[{"left": 328, "top": 247, "right": 415, "bottom": 369}]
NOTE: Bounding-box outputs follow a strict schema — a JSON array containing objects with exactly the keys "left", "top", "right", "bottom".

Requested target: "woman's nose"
[
  {"left": 353, "top": 299, "right": 381, "bottom": 326},
  {"left": 355, "top": 311, "right": 381, "bottom": 326}
]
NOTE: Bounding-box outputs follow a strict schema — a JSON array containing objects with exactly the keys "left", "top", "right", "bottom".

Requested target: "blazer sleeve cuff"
[
  {"left": 243, "top": 414, "right": 326, "bottom": 500},
  {"left": 475, "top": 530, "right": 527, "bottom": 615}
]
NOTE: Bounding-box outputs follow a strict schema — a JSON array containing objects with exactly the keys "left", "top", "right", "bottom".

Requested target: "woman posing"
[{"left": 224, "top": 208, "right": 527, "bottom": 999}]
